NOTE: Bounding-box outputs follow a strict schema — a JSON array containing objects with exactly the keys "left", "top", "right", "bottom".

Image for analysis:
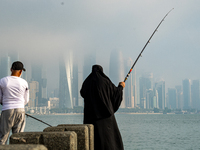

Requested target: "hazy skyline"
[{"left": 0, "top": 0, "right": 200, "bottom": 91}]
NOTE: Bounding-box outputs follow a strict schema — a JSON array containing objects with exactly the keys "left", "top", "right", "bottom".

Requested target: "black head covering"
[
  {"left": 80, "top": 65, "right": 123, "bottom": 122},
  {"left": 92, "top": 65, "right": 103, "bottom": 72}
]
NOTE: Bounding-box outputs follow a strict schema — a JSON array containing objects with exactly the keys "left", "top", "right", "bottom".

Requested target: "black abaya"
[{"left": 80, "top": 65, "right": 124, "bottom": 150}]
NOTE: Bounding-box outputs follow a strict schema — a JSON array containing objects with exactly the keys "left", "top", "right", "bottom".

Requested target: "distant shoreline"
[
  {"left": 117, "top": 112, "right": 165, "bottom": 115},
  {"left": 53, "top": 113, "right": 83, "bottom": 115},
  {"left": 22, "top": 112, "right": 200, "bottom": 115},
  {"left": 29, "top": 112, "right": 175, "bottom": 115}
]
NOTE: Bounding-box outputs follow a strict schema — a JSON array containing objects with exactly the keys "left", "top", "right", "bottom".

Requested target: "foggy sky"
[{"left": 0, "top": 0, "right": 200, "bottom": 91}]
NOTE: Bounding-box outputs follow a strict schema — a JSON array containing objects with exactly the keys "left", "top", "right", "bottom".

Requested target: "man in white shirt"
[{"left": 0, "top": 61, "right": 29, "bottom": 145}]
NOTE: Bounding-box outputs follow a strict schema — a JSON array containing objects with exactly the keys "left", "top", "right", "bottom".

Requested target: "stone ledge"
[
  {"left": 43, "top": 125, "right": 90, "bottom": 150},
  {"left": 0, "top": 144, "right": 47, "bottom": 150},
  {"left": 10, "top": 131, "right": 77, "bottom": 150},
  {"left": 57, "top": 124, "right": 94, "bottom": 150}
]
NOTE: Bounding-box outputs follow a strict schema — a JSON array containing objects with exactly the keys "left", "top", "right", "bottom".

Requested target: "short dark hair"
[{"left": 11, "top": 61, "right": 26, "bottom": 71}]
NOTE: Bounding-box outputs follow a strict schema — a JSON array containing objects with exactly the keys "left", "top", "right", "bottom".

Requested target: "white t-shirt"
[{"left": 0, "top": 76, "right": 29, "bottom": 111}]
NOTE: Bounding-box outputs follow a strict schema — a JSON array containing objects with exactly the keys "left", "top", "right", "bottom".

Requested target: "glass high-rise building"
[
  {"left": 155, "top": 81, "right": 165, "bottom": 109},
  {"left": 175, "top": 85, "right": 183, "bottom": 109},
  {"left": 0, "top": 52, "right": 19, "bottom": 79},
  {"left": 0, "top": 55, "right": 11, "bottom": 78},
  {"left": 139, "top": 73, "right": 153, "bottom": 109},
  {"left": 168, "top": 88, "right": 177, "bottom": 109},
  {"left": 83, "top": 52, "right": 96, "bottom": 81},
  {"left": 191, "top": 80, "right": 200, "bottom": 109},
  {"left": 109, "top": 50, "right": 125, "bottom": 108},
  {"left": 109, "top": 50, "right": 124, "bottom": 85},
  {"left": 31, "top": 63, "right": 43, "bottom": 106},
  {"left": 146, "top": 89, "right": 154, "bottom": 109},
  {"left": 73, "top": 63, "right": 79, "bottom": 107},
  {"left": 31, "top": 62, "right": 48, "bottom": 107},
  {"left": 124, "top": 58, "right": 136, "bottom": 108},
  {"left": 182, "top": 79, "right": 191, "bottom": 109},
  {"left": 29, "top": 81, "right": 39, "bottom": 107},
  {"left": 59, "top": 52, "right": 74, "bottom": 109}
]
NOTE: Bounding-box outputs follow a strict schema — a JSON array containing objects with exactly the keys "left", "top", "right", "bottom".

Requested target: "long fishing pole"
[
  {"left": 124, "top": 8, "right": 174, "bottom": 82},
  {"left": 25, "top": 113, "right": 52, "bottom": 127}
]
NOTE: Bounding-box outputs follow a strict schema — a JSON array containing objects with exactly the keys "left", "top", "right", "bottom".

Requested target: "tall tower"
[
  {"left": 0, "top": 55, "right": 11, "bottom": 78},
  {"left": 109, "top": 50, "right": 125, "bottom": 108},
  {"left": 0, "top": 52, "right": 20, "bottom": 79},
  {"left": 146, "top": 89, "right": 154, "bottom": 109},
  {"left": 168, "top": 88, "right": 177, "bottom": 109},
  {"left": 175, "top": 85, "right": 183, "bottom": 109},
  {"left": 182, "top": 79, "right": 191, "bottom": 109},
  {"left": 31, "top": 63, "right": 42, "bottom": 106},
  {"left": 155, "top": 81, "right": 165, "bottom": 109},
  {"left": 191, "top": 80, "right": 200, "bottom": 109},
  {"left": 109, "top": 50, "right": 124, "bottom": 85},
  {"left": 42, "top": 68, "right": 47, "bottom": 99},
  {"left": 59, "top": 52, "right": 74, "bottom": 109},
  {"left": 139, "top": 73, "right": 153, "bottom": 109},
  {"left": 124, "top": 58, "right": 134, "bottom": 108},
  {"left": 78, "top": 62, "right": 84, "bottom": 107},
  {"left": 133, "top": 67, "right": 137, "bottom": 107},
  {"left": 83, "top": 52, "right": 96, "bottom": 81},
  {"left": 73, "top": 63, "right": 79, "bottom": 107},
  {"left": 28, "top": 81, "right": 39, "bottom": 107}
]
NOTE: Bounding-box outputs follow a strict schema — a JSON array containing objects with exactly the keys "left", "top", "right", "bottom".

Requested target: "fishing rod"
[
  {"left": 124, "top": 8, "right": 174, "bottom": 82},
  {"left": 25, "top": 113, "right": 52, "bottom": 127}
]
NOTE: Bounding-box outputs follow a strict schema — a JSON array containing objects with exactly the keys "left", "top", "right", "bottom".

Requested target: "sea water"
[{"left": 24, "top": 114, "right": 200, "bottom": 150}]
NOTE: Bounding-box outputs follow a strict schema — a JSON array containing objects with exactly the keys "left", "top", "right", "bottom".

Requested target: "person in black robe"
[{"left": 80, "top": 65, "right": 125, "bottom": 150}]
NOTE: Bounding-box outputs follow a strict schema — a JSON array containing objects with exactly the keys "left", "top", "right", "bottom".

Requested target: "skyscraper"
[
  {"left": 28, "top": 81, "right": 39, "bottom": 107},
  {"left": 31, "top": 63, "right": 43, "bottom": 106},
  {"left": 109, "top": 50, "right": 125, "bottom": 108},
  {"left": 31, "top": 62, "right": 48, "bottom": 107},
  {"left": 191, "top": 80, "right": 200, "bottom": 109},
  {"left": 0, "top": 52, "right": 19, "bottom": 79},
  {"left": 0, "top": 55, "right": 11, "bottom": 78},
  {"left": 175, "top": 85, "right": 183, "bottom": 109},
  {"left": 83, "top": 52, "right": 96, "bottom": 81},
  {"left": 155, "top": 81, "right": 165, "bottom": 109},
  {"left": 42, "top": 68, "right": 47, "bottom": 99},
  {"left": 78, "top": 62, "right": 84, "bottom": 107},
  {"left": 146, "top": 89, "right": 154, "bottom": 109},
  {"left": 168, "top": 88, "right": 177, "bottom": 109},
  {"left": 139, "top": 73, "right": 153, "bottom": 109},
  {"left": 153, "top": 90, "right": 159, "bottom": 108},
  {"left": 182, "top": 79, "right": 191, "bottom": 109},
  {"left": 59, "top": 52, "right": 74, "bottom": 109},
  {"left": 73, "top": 63, "right": 79, "bottom": 107},
  {"left": 109, "top": 50, "right": 124, "bottom": 85},
  {"left": 124, "top": 58, "right": 136, "bottom": 108}
]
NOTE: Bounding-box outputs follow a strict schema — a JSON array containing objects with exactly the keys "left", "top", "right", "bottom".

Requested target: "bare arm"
[
  {"left": 0, "top": 85, "right": 2, "bottom": 105},
  {"left": 24, "top": 87, "right": 29, "bottom": 106}
]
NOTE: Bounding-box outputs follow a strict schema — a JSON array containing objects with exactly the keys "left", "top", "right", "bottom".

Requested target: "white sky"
[{"left": 0, "top": 0, "right": 200, "bottom": 91}]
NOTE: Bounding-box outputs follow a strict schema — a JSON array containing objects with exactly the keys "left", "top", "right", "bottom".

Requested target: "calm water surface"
[{"left": 24, "top": 114, "right": 200, "bottom": 150}]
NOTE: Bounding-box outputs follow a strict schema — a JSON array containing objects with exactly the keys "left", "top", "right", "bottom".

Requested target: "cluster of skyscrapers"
[
  {"left": 1, "top": 51, "right": 200, "bottom": 110},
  {"left": 138, "top": 75, "right": 200, "bottom": 110},
  {"left": 0, "top": 53, "right": 48, "bottom": 109},
  {"left": 58, "top": 50, "right": 138, "bottom": 109}
]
